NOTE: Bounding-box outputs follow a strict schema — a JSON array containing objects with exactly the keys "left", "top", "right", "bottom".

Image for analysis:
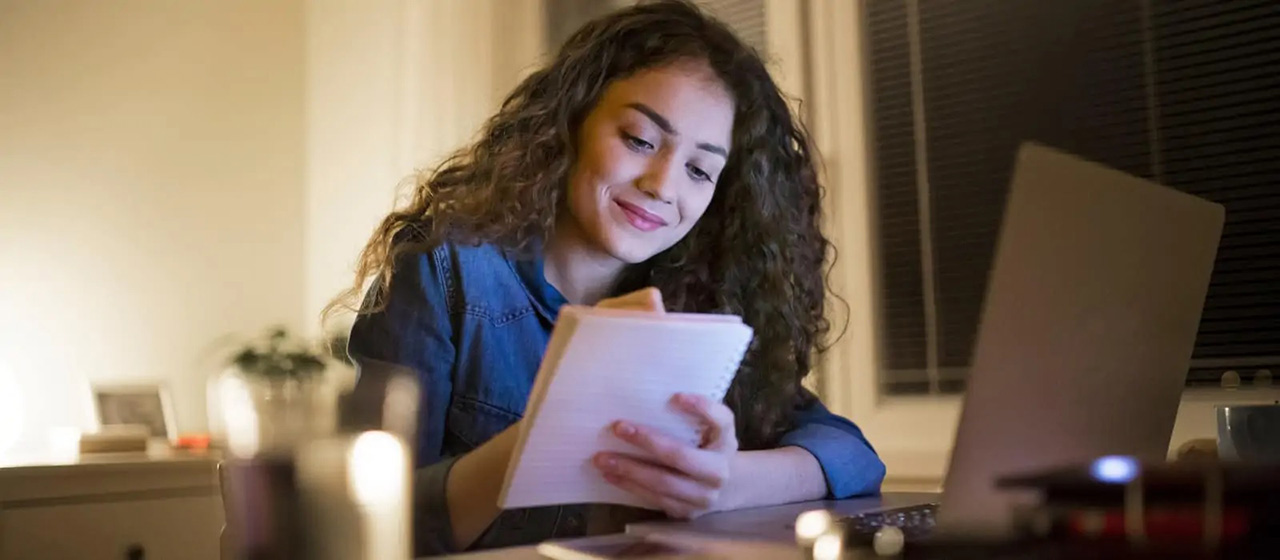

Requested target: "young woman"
[{"left": 332, "top": 0, "right": 884, "bottom": 555}]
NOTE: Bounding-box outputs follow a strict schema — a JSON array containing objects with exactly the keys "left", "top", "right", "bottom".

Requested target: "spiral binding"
[{"left": 708, "top": 337, "right": 751, "bottom": 402}]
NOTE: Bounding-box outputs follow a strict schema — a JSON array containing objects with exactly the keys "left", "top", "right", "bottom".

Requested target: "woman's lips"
[{"left": 615, "top": 199, "right": 668, "bottom": 232}]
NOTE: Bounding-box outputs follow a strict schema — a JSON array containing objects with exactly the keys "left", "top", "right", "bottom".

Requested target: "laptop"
[{"left": 629, "top": 142, "right": 1226, "bottom": 542}]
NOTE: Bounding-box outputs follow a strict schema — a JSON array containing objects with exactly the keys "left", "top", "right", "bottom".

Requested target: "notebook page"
[{"left": 500, "top": 309, "right": 753, "bottom": 509}]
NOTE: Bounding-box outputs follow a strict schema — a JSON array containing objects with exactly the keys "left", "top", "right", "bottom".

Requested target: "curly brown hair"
[{"left": 326, "top": 0, "right": 837, "bottom": 450}]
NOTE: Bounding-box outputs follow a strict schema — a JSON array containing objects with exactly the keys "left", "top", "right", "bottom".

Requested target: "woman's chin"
[
  {"left": 589, "top": 207, "right": 680, "bottom": 263},
  {"left": 605, "top": 245, "right": 655, "bottom": 265},
  {"left": 599, "top": 234, "right": 663, "bottom": 265}
]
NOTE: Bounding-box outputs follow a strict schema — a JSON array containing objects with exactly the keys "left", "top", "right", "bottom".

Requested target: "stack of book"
[{"left": 998, "top": 458, "right": 1280, "bottom": 555}]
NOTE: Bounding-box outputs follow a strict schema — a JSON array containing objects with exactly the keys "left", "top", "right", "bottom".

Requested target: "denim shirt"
[{"left": 346, "top": 240, "right": 886, "bottom": 556}]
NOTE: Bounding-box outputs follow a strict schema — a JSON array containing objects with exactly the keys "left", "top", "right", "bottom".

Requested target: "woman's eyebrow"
[
  {"left": 625, "top": 102, "right": 728, "bottom": 158},
  {"left": 626, "top": 102, "right": 675, "bottom": 133}
]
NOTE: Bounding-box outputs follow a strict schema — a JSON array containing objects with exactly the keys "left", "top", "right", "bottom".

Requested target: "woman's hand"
[
  {"left": 593, "top": 393, "right": 739, "bottom": 519},
  {"left": 595, "top": 287, "right": 665, "bottom": 313}
]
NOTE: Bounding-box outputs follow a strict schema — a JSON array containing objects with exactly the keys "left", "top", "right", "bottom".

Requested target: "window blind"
[{"left": 866, "top": 0, "right": 1280, "bottom": 394}]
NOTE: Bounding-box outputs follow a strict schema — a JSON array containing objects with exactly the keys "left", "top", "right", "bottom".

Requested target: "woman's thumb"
[{"left": 597, "top": 287, "right": 665, "bottom": 313}]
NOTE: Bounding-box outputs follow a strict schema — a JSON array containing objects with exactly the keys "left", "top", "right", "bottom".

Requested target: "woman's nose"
[{"left": 637, "top": 159, "right": 679, "bottom": 204}]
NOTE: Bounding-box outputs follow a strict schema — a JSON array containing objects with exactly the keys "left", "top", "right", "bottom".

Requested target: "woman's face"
[{"left": 565, "top": 61, "right": 736, "bottom": 264}]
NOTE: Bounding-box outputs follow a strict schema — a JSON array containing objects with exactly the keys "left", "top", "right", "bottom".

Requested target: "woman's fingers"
[
  {"left": 595, "top": 287, "right": 664, "bottom": 313},
  {"left": 594, "top": 453, "right": 714, "bottom": 518},
  {"left": 601, "top": 472, "right": 698, "bottom": 519},
  {"left": 671, "top": 393, "right": 737, "bottom": 451},
  {"left": 601, "top": 398, "right": 737, "bottom": 519},
  {"left": 609, "top": 421, "right": 727, "bottom": 487}
]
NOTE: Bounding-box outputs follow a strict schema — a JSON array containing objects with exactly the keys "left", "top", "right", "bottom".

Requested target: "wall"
[
  {"left": 0, "top": 0, "right": 550, "bottom": 459},
  {"left": 0, "top": 0, "right": 306, "bottom": 456},
  {"left": 304, "top": 0, "right": 407, "bottom": 335},
  {"left": 304, "top": 0, "right": 545, "bottom": 331}
]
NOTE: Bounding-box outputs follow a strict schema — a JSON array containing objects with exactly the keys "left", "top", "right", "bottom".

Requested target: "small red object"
[{"left": 176, "top": 433, "right": 211, "bottom": 450}]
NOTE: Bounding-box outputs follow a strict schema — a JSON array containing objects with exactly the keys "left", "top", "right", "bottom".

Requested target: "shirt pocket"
[{"left": 446, "top": 395, "right": 521, "bottom": 450}]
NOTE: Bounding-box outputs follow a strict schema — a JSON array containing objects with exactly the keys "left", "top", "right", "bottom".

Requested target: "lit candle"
[
  {"left": 812, "top": 532, "right": 844, "bottom": 560},
  {"left": 348, "top": 431, "right": 411, "bottom": 560},
  {"left": 295, "top": 431, "right": 411, "bottom": 560},
  {"left": 795, "top": 509, "right": 836, "bottom": 547}
]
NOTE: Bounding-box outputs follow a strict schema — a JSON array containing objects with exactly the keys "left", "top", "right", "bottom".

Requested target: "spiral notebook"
[{"left": 498, "top": 305, "right": 754, "bottom": 509}]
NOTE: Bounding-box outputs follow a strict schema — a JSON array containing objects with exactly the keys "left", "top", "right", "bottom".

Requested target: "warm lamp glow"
[
  {"left": 217, "top": 374, "right": 260, "bottom": 457},
  {"left": 0, "top": 363, "right": 23, "bottom": 456},
  {"left": 47, "top": 426, "right": 81, "bottom": 462}
]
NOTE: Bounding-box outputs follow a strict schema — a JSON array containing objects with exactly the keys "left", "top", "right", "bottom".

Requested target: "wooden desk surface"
[{"left": 439, "top": 492, "right": 940, "bottom": 559}]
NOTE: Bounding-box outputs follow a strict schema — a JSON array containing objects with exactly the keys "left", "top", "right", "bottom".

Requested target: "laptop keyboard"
[{"left": 840, "top": 502, "right": 940, "bottom": 541}]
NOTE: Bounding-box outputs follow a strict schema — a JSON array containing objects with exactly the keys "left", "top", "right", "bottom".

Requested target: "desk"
[{"left": 439, "top": 492, "right": 939, "bottom": 559}]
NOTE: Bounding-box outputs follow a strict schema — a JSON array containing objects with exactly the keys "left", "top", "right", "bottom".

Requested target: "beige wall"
[
  {"left": 304, "top": 0, "right": 407, "bottom": 334},
  {"left": 0, "top": 0, "right": 548, "bottom": 457},
  {"left": 0, "top": 0, "right": 306, "bottom": 455},
  {"left": 304, "top": 0, "right": 545, "bottom": 330}
]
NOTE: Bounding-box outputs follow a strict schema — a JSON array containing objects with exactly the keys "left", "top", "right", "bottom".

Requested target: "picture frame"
[{"left": 91, "top": 383, "right": 177, "bottom": 441}]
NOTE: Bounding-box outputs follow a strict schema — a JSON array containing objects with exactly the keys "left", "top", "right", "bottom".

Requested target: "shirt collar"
[{"left": 504, "top": 244, "right": 568, "bottom": 323}]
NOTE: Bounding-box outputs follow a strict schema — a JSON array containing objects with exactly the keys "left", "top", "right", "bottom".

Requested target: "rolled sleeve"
[
  {"left": 778, "top": 393, "right": 886, "bottom": 499},
  {"left": 413, "top": 454, "right": 463, "bottom": 554}
]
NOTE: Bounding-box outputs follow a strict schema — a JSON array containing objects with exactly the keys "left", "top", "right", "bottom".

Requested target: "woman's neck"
[{"left": 543, "top": 216, "right": 626, "bottom": 305}]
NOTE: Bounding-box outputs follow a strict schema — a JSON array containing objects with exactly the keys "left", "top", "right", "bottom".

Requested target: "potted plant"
[
  {"left": 229, "top": 327, "right": 328, "bottom": 382},
  {"left": 210, "top": 327, "right": 339, "bottom": 457}
]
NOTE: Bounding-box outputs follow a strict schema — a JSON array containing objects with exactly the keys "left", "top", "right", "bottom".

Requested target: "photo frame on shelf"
[{"left": 91, "top": 383, "right": 177, "bottom": 441}]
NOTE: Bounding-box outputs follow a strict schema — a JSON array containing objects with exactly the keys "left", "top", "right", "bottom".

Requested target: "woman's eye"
[
  {"left": 622, "top": 132, "right": 654, "bottom": 152},
  {"left": 688, "top": 164, "right": 713, "bottom": 183}
]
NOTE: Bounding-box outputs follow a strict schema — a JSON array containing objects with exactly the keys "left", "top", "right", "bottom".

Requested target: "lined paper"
[{"left": 499, "top": 306, "right": 754, "bottom": 509}]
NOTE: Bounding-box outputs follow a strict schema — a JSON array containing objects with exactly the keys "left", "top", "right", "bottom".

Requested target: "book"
[{"left": 498, "top": 305, "right": 754, "bottom": 510}]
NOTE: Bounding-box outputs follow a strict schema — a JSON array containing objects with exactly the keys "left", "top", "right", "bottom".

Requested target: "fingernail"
[
  {"left": 595, "top": 455, "right": 618, "bottom": 470},
  {"left": 614, "top": 422, "right": 635, "bottom": 436}
]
